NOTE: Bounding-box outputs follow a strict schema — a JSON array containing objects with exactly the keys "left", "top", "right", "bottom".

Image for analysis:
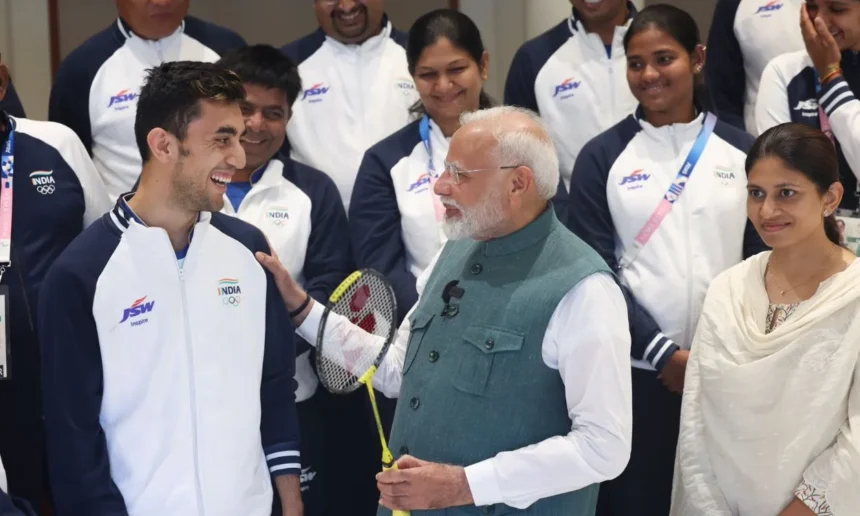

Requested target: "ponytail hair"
[
  {"left": 406, "top": 8, "right": 494, "bottom": 116},
  {"left": 623, "top": 4, "right": 712, "bottom": 112},
  {"left": 746, "top": 123, "right": 843, "bottom": 246}
]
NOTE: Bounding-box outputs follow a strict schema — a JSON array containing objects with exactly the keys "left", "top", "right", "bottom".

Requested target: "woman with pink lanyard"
[
  {"left": 756, "top": 1, "right": 860, "bottom": 214},
  {"left": 347, "top": 9, "right": 493, "bottom": 323}
]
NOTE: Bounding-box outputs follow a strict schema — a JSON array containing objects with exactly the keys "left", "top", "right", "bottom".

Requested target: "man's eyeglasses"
[{"left": 442, "top": 162, "right": 520, "bottom": 185}]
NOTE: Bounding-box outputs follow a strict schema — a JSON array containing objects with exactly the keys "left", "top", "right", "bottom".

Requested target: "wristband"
[
  {"left": 289, "top": 293, "right": 310, "bottom": 318},
  {"left": 821, "top": 69, "right": 842, "bottom": 85}
]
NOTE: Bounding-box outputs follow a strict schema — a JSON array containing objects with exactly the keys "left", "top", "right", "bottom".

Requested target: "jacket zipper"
[
  {"left": 177, "top": 264, "right": 205, "bottom": 515},
  {"left": 669, "top": 128, "right": 694, "bottom": 348}
]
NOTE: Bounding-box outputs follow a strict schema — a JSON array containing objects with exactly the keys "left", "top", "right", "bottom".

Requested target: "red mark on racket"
[
  {"left": 350, "top": 285, "right": 370, "bottom": 312},
  {"left": 351, "top": 313, "right": 377, "bottom": 333}
]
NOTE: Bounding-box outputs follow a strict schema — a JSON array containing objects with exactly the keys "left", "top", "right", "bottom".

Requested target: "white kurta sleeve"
[
  {"left": 295, "top": 247, "right": 443, "bottom": 398},
  {"left": 755, "top": 58, "right": 793, "bottom": 136},
  {"left": 463, "top": 272, "right": 633, "bottom": 509},
  {"left": 670, "top": 289, "right": 733, "bottom": 516},
  {"left": 794, "top": 352, "right": 860, "bottom": 515}
]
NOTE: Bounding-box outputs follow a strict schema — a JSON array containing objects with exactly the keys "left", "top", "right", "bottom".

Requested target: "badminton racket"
[{"left": 315, "top": 269, "right": 408, "bottom": 516}]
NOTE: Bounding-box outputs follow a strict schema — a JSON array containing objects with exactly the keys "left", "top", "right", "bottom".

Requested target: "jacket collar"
[
  {"left": 110, "top": 192, "right": 207, "bottom": 233},
  {"left": 569, "top": 1, "right": 637, "bottom": 35},
  {"left": 322, "top": 17, "right": 393, "bottom": 55},
  {"left": 116, "top": 16, "right": 185, "bottom": 41},
  {"left": 635, "top": 106, "right": 707, "bottom": 142},
  {"left": 481, "top": 204, "right": 559, "bottom": 258}
]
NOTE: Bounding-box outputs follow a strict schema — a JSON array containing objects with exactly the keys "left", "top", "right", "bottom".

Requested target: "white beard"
[{"left": 441, "top": 187, "right": 507, "bottom": 240}]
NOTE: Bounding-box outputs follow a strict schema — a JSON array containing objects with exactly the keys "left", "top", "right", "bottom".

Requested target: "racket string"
[{"left": 318, "top": 273, "right": 396, "bottom": 394}]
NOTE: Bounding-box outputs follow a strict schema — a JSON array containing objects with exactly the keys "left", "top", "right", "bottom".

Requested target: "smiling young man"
[
  {"left": 38, "top": 61, "right": 303, "bottom": 516},
  {"left": 216, "top": 45, "right": 353, "bottom": 516},
  {"left": 49, "top": 0, "right": 246, "bottom": 201},
  {"left": 504, "top": 0, "right": 639, "bottom": 191},
  {"left": 282, "top": 0, "right": 418, "bottom": 211}
]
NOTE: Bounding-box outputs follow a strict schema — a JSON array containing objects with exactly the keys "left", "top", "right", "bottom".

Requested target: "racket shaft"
[{"left": 365, "top": 381, "right": 411, "bottom": 516}]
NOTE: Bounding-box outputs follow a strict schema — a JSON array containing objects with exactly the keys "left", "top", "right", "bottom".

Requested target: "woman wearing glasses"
[
  {"left": 348, "top": 8, "right": 493, "bottom": 322},
  {"left": 566, "top": 6, "right": 765, "bottom": 515}
]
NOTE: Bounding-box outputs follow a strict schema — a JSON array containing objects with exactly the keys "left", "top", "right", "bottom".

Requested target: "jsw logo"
[
  {"left": 620, "top": 169, "right": 650, "bottom": 186},
  {"left": 793, "top": 99, "right": 818, "bottom": 111},
  {"left": 108, "top": 89, "right": 138, "bottom": 108},
  {"left": 301, "top": 83, "right": 330, "bottom": 101},
  {"left": 756, "top": 1, "right": 783, "bottom": 14},
  {"left": 120, "top": 296, "right": 155, "bottom": 323},
  {"left": 553, "top": 78, "right": 582, "bottom": 98}
]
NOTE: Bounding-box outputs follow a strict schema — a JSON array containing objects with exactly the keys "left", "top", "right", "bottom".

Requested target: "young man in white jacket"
[
  {"left": 216, "top": 44, "right": 354, "bottom": 516},
  {"left": 38, "top": 61, "right": 303, "bottom": 516}
]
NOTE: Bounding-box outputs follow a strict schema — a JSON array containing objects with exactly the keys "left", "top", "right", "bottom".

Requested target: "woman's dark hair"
[
  {"left": 622, "top": 4, "right": 712, "bottom": 112},
  {"left": 406, "top": 9, "right": 493, "bottom": 116},
  {"left": 746, "top": 123, "right": 842, "bottom": 245}
]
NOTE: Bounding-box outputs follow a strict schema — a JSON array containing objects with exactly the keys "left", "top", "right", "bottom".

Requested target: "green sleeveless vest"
[{"left": 379, "top": 207, "right": 611, "bottom": 516}]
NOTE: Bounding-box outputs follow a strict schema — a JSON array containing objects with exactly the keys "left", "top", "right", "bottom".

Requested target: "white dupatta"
[{"left": 671, "top": 252, "right": 860, "bottom": 515}]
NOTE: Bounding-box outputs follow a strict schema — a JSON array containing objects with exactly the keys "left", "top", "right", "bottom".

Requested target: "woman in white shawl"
[{"left": 671, "top": 123, "right": 860, "bottom": 516}]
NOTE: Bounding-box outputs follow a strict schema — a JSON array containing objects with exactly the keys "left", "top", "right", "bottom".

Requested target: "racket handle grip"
[{"left": 382, "top": 463, "right": 411, "bottom": 516}]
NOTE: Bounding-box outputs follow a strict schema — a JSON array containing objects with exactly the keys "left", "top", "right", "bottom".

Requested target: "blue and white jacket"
[
  {"left": 567, "top": 109, "right": 764, "bottom": 372},
  {"left": 348, "top": 118, "right": 450, "bottom": 321},
  {"left": 0, "top": 111, "right": 111, "bottom": 426},
  {"left": 48, "top": 17, "right": 246, "bottom": 201},
  {"left": 282, "top": 19, "right": 419, "bottom": 211},
  {"left": 38, "top": 196, "right": 300, "bottom": 516},
  {"left": 223, "top": 155, "right": 353, "bottom": 402},
  {"left": 504, "top": 3, "right": 639, "bottom": 189},
  {"left": 756, "top": 50, "right": 860, "bottom": 211},
  {"left": 706, "top": 0, "right": 805, "bottom": 133}
]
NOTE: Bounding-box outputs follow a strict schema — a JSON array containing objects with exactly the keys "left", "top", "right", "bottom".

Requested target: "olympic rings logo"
[
  {"left": 36, "top": 185, "right": 55, "bottom": 195},
  {"left": 222, "top": 295, "right": 241, "bottom": 307}
]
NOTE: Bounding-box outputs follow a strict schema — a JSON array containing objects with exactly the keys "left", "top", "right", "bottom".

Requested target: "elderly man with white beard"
[{"left": 256, "top": 105, "right": 633, "bottom": 516}]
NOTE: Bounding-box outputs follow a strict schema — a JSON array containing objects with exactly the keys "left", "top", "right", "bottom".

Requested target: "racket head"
[{"left": 315, "top": 269, "right": 398, "bottom": 395}]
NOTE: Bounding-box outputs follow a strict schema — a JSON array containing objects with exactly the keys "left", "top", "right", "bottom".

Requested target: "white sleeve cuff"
[
  {"left": 464, "top": 458, "right": 503, "bottom": 507},
  {"left": 295, "top": 300, "right": 324, "bottom": 345}
]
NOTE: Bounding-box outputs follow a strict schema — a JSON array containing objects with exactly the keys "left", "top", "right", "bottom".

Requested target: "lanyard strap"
[
  {"left": 619, "top": 112, "right": 717, "bottom": 270},
  {"left": 814, "top": 70, "right": 836, "bottom": 145},
  {"left": 419, "top": 115, "right": 446, "bottom": 223},
  {"left": 0, "top": 119, "right": 15, "bottom": 267},
  {"left": 419, "top": 114, "right": 436, "bottom": 174}
]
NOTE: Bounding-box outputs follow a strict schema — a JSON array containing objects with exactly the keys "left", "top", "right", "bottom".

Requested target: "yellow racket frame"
[{"left": 328, "top": 271, "right": 409, "bottom": 516}]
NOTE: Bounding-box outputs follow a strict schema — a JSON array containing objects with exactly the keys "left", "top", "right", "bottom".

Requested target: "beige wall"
[
  {"left": 0, "top": 0, "right": 51, "bottom": 120},
  {"left": 57, "top": 0, "right": 448, "bottom": 60},
  {"left": 645, "top": 0, "right": 716, "bottom": 40}
]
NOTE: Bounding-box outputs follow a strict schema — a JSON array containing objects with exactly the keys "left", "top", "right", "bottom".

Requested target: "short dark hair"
[
  {"left": 406, "top": 9, "right": 493, "bottom": 115},
  {"left": 216, "top": 45, "right": 303, "bottom": 107},
  {"left": 135, "top": 61, "right": 246, "bottom": 163},
  {"left": 746, "top": 123, "right": 842, "bottom": 245}
]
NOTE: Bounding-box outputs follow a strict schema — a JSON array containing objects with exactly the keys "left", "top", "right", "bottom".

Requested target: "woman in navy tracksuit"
[
  {"left": 756, "top": 1, "right": 860, "bottom": 212},
  {"left": 567, "top": 6, "right": 765, "bottom": 515},
  {"left": 348, "top": 9, "right": 494, "bottom": 325}
]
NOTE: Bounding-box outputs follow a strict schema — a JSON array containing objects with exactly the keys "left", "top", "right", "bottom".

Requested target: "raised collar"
[
  {"left": 481, "top": 204, "right": 559, "bottom": 258},
  {"left": 110, "top": 192, "right": 205, "bottom": 232},
  {"left": 116, "top": 17, "right": 185, "bottom": 42},
  {"left": 569, "top": 1, "right": 637, "bottom": 35},
  {"left": 322, "top": 17, "right": 392, "bottom": 55}
]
